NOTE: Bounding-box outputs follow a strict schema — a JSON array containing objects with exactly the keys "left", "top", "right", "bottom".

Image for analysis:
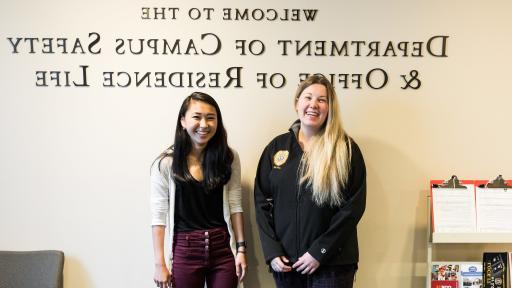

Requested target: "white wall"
[{"left": 1, "top": 0, "right": 512, "bottom": 287}]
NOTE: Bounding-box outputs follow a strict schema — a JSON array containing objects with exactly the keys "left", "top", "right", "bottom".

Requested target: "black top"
[
  {"left": 254, "top": 121, "right": 366, "bottom": 266},
  {"left": 174, "top": 179, "right": 226, "bottom": 232}
]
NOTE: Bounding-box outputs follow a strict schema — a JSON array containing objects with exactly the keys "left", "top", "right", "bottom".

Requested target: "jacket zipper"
[{"left": 296, "top": 181, "right": 302, "bottom": 263}]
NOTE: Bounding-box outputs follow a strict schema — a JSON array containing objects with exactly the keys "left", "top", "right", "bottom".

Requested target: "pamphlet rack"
[{"left": 426, "top": 176, "right": 512, "bottom": 288}]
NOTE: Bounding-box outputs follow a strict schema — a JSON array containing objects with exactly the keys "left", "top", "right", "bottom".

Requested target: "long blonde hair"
[{"left": 295, "top": 74, "right": 352, "bottom": 206}]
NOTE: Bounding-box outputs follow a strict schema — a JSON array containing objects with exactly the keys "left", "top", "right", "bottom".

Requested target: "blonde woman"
[{"left": 254, "top": 74, "right": 366, "bottom": 288}]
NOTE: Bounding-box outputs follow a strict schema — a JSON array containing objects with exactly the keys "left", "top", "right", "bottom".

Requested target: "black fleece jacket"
[{"left": 254, "top": 122, "right": 366, "bottom": 266}]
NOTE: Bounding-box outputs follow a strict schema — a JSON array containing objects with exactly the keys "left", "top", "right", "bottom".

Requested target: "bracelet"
[
  {"left": 236, "top": 241, "right": 247, "bottom": 249},
  {"left": 237, "top": 250, "right": 246, "bottom": 255}
]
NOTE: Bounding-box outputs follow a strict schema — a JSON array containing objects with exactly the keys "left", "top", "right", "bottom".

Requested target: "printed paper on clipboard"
[
  {"left": 475, "top": 176, "right": 512, "bottom": 232},
  {"left": 431, "top": 177, "right": 476, "bottom": 233}
]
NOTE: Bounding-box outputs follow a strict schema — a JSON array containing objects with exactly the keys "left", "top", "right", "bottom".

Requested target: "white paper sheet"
[
  {"left": 476, "top": 187, "right": 512, "bottom": 232},
  {"left": 432, "top": 185, "right": 476, "bottom": 232}
]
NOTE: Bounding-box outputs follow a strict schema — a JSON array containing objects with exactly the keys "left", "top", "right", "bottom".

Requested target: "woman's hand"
[
  {"left": 270, "top": 256, "right": 292, "bottom": 272},
  {"left": 235, "top": 252, "right": 248, "bottom": 281},
  {"left": 292, "top": 252, "right": 320, "bottom": 275},
  {"left": 153, "top": 263, "right": 172, "bottom": 288}
]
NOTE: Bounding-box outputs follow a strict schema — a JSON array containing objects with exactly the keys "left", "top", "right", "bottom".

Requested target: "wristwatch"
[{"left": 236, "top": 241, "right": 247, "bottom": 249}]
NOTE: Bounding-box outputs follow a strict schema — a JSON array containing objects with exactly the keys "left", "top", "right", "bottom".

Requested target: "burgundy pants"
[{"left": 171, "top": 227, "right": 237, "bottom": 288}]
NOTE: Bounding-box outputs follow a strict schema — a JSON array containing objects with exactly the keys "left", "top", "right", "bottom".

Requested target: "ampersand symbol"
[{"left": 400, "top": 70, "right": 421, "bottom": 89}]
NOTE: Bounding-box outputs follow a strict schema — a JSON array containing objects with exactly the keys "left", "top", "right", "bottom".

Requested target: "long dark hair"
[{"left": 155, "top": 92, "right": 233, "bottom": 191}]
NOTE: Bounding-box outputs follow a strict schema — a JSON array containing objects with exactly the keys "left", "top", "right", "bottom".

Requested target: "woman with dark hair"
[
  {"left": 254, "top": 74, "right": 366, "bottom": 288},
  {"left": 151, "top": 92, "right": 247, "bottom": 288}
]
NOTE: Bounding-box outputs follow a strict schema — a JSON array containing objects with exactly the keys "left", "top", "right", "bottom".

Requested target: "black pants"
[{"left": 272, "top": 264, "right": 357, "bottom": 288}]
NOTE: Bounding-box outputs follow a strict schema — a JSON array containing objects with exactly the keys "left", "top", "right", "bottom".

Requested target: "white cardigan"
[{"left": 150, "top": 149, "right": 243, "bottom": 263}]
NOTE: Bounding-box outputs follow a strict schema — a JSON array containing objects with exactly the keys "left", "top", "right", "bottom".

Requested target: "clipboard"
[
  {"left": 430, "top": 176, "right": 476, "bottom": 233},
  {"left": 475, "top": 175, "right": 512, "bottom": 232}
]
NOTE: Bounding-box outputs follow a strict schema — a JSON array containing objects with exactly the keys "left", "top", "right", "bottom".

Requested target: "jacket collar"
[{"left": 289, "top": 119, "right": 301, "bottom": 138}]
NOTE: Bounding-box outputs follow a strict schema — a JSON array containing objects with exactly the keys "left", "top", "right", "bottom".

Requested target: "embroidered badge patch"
[{"left": 273, "top": 150, "right": 289, "bottom": 167}]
